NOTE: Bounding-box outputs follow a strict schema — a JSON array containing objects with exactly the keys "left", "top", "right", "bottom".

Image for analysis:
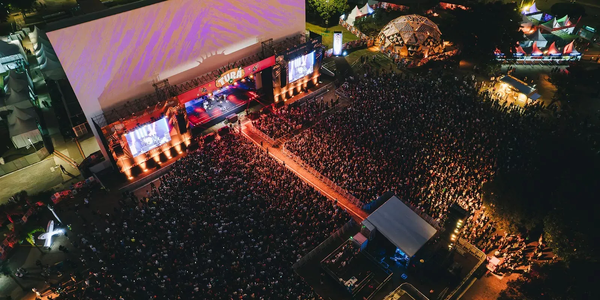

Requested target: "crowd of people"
[
  {"left": 34, "top": 67, "right": 600, "bottom": 299},
  {"left": 286, "top": 70, "right": 599, "bottom": 255},
  {"left": 61, "top": 134, "right": 349, "bottom": 299},
  {"left": 252, "top": 97, "right": 333, "bottom": 140}
]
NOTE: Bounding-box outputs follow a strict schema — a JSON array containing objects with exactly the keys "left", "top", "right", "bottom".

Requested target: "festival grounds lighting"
[{"left": 38, "top": 220, "right": 64, "bottom": 248}]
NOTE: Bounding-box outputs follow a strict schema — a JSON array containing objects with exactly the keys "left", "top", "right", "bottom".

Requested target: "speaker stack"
[{"left": 176, "top": 114, "right": 188, "bottom": 134}]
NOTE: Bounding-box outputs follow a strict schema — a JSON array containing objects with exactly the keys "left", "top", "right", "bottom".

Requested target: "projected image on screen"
[
  {"left": 288, "top": 51, "right": 315, "bottom": 83},
  {"left": 125, "top": 118, "right": 171, "bottom": 157}
]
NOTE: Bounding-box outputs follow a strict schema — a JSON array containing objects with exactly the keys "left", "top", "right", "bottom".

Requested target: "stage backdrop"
[{"left": 46, "top": 0, "right": 305, "bottom": 158}]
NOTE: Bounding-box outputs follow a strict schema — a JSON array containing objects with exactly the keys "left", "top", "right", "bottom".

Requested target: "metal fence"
[
  {"left": 281, "top": 144, "right": 364, "bottom": 208},
  {"left": 0, "top": 147, "right": 50, "bottom": 176},
  {"left": 292, "top": 219, "right": 357, "bottom": 271}
]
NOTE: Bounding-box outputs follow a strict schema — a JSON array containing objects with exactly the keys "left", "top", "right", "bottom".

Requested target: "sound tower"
[
  {"left": 261, "top": 66, "right": 274, "bottom": 103},
  {"left": 280, "top": 64, "right": 287, "bottom": 87},
  {"left": 112, "top": 144, "right": 124, "bottom": 157},
  {"left": 442, "top": 203, "right": 469, "bottom": 249},
  {"left": 176, "top": 114, "right": 187, "bottom": 134}
]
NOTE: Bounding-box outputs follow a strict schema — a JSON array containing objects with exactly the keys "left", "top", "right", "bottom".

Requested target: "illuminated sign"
[
  {"left": 333, "top": 31, "right": 343, "bottom": 56},
  {"left": 178, "top": 56, "right": 275, "bottom": 104},
  {"left": 216, "top": 67, "right": 245, "bottom": 88},
  {"left": 38, "top": 220, "right": 64, "bottom": 248}
]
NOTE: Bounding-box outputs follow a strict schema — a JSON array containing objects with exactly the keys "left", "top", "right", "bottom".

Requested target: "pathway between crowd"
[{"left": 240, "top": 123, "right": 369, "bottom": 222}]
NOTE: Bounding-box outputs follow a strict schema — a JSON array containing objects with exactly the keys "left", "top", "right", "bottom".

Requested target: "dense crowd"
[
  {"left": 286, "top": 70, "right": 598, "bottom": 253},
  {"left": 63, "top": 134, "right": 349, "bottom": 299},
  {"left": 252, "top": 97, "right": 332, "bottom": 140}
]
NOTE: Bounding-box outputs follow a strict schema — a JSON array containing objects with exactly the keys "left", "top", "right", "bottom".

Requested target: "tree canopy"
[
  {"left": 440, "top": 1, "right": 523, "bottom": 64},
  {"left": 550, "top": 3, "right": 586, "bottom": 20},
  {"left": 6, "top": 0, "right": 38, "bottom": 11},
  {"left": 482, "top": 127, "right": 600, "bottom": 262},
  {"left": 307, "top": 0, "right": 348, "bottom": 26},
  {"left": 499, "top": 260, "right": 600, "bottom": 300},
  {"left": 549, "top": 63, "right": 600, "bottom": 107}
]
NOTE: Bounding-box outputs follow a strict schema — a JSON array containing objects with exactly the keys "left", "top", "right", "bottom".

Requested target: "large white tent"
[
  {"left": 30, "top": 27, "right": 66, "bottom": 80},
  {"left": 361, "top": 196, "right": 437, "bottom": 257},
  {"left": 360, "top": 3, "right": 374, "bottom": 15},
  {"left": 527, "top": 29, "right": 547, "bottom": 48},
  {"left": 346, "top": 5, "right": 364, "bottom": 26},
  {"left": 0, "top": 70, "right": 42, "bottom": 148}
]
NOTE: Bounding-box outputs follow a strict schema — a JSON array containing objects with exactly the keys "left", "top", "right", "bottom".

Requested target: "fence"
[
  {"left": 292, "top": 219, "right": 357, "bottom": 271},
  {"left": 0, "top": 147, "right": 50, "bottom": 176},
  {"left": 443, "top": 239, "right": 487, "bottom": 300},
  {"left": 247, "top": 123, "right": 276, "bottom": 145},
  {"left": 281, "top": 144, "right": 364, "bottom": 209}
]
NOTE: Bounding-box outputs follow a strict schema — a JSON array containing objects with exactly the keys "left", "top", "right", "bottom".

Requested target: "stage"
[{"left": 185, "top": 79, "right": 258, "bottom": 128}]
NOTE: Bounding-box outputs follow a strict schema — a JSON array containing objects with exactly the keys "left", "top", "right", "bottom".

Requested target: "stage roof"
[
  {"left": 46, "top": 0, "right": 305, "bottom": 121},
  {"left": 500, "top": 75, "right": 536, "bottom": 96},
  {"left": 362, "top": 196, "right": 437, "bottom": 257}
]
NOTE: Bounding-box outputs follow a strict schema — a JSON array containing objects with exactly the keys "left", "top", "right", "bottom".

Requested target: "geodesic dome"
[{"left": 377, "top": 15, "right": 442, "bottom": 48}]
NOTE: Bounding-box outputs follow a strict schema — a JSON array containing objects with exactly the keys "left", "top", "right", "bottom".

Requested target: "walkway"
[{"left": 241, "top": 122, "right": 369, "bottom": 221}]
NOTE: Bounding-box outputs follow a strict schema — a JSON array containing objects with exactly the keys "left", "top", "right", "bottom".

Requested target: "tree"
[
  {"left": 499, "top": 260, "right": 600, "bottom": 300},
  {"left": 482, "top": 171, "right": 546, "bottom": 234},
  {"left": 307, "top": 0, "right": 348, "bottom": 30},
  {"left": 0, "top": 261, "right": 26, "bottom": 291},
  {"left": 482, "top": 128, "right": 600, "bottom": 262},
  {"left": 549, "top": 63, "right": 600, "bottom": 107},
  {"left": 0, "top": 3, "right": 9, "bottom": 22},
  {"left": 550, "top": 3, "right": 586, "bottom": 20},
  {"left": 6, "top": 0, "right": 37, "bottom": 12},
  {"left": 442, "top": 2, "right": 523, "bottom": 65}
]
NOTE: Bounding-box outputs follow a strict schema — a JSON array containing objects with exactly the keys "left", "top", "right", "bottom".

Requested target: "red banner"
[{"left": 178, "top": 56, "right": 275, "bottom": 104}]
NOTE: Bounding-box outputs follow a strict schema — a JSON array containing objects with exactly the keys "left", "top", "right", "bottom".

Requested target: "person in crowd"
[{"left": 62, "top": 134, "right": 349, "bottom": 299}]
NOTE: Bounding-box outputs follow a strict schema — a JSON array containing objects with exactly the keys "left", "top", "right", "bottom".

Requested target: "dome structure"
[{"left": 376, "top": 15, "right": 443, "bottom": 58}]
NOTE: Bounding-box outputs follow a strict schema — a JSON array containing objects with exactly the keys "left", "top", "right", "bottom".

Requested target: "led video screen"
[
  {"left": 125, "top": 118, "right": 171, "bottom": 157},
  {"left": 46, "top": 0, "right": 305, "bottom": 117},
  {"left": 288, "top": 51, "right": 315, "bottom": 83}
]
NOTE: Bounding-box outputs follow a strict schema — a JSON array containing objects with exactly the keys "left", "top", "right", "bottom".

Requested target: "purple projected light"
[
  {"left": 125, "top": 118, "right": 171, "bottom": 157},
  {"left": 46, "top": 0, "right": 305, "bottom": 117}
]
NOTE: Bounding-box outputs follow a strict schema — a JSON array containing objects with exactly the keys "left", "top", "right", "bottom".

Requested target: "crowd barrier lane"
[
  {"left": 283, "top": 142, "right": 363, "bottom": 211},
  {"left": 249, "top": 123, "right": 276, "bottom": 145}
]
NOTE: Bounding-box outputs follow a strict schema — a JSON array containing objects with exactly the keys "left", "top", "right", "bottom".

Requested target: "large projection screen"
[
  {"left": 125, "top": 117, "right": 171, "bottom": 157},
  {"left": 46, "top": 0, "right": 305, "bottom": 121},
  {"left": 288, "top": 51, "right": 315, "bottom": 83}
]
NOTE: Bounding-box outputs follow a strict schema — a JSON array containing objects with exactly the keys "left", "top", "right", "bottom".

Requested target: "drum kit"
[{"left": 202, "top": 94, "right": 227, "bottom": 111}]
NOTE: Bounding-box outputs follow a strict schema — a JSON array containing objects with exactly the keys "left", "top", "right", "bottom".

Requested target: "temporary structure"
[
  {"left": 0, "top": 70, "right": 42, "bottom": 149},
  {"left": 346, "top": 6, "right": 364, "bottom": 26},
  {"left": 547, "top": 42, "right": 559, "bottom": 55},
  {"left": 378, "top": 15, "right": 442, "bottom": 48},
  {"left": 360, "top": 3, "right": 374, "bottom": 15},
  {"left": 361, "top": 196, "right": 437, "bottom": 257},
  {"left": 528, "top": 29, "right": 547, "bottom": 48},
  {"left": 521, "top": 2, "right": 539, "bottom": 15},
  {"left": 531, "top": 41, "right": 543, "bottom": 55}
]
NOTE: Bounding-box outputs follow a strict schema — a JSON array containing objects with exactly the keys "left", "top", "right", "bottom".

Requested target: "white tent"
[
  {"left": 346, "top": 6, "right": 364, "bottom": 26},
  {"left": 28, "top": 26, "right": 49, "bottom": 46},
  {"left": 35, "top": 43, "right": 56, "bottom": 57},
  {"left": 528, "top": 12, "right": 544, "bottom": 21},
  {"left": 6, "top": 70, "right": 33, "bottom": 94},
  {"left": 361, "top": 196, "right": 437, "bottom": 257},
  {"left": 0, "top": 70, "right": 41, "bottom": 149},
  {"left": 7, "top": 106, "right": 42, "bottom": 148},
  {"left": 40, "top": 58, "right": 67, "bottom": 80},
  {"left": 360, "top": 3, "right": 374, "bottom": 15},
  {"left": 528, "top": 29, "right": 547, "bottom": 48},
  {"left": 4, "top": 84, "right": 32, "bottom": 106}
]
